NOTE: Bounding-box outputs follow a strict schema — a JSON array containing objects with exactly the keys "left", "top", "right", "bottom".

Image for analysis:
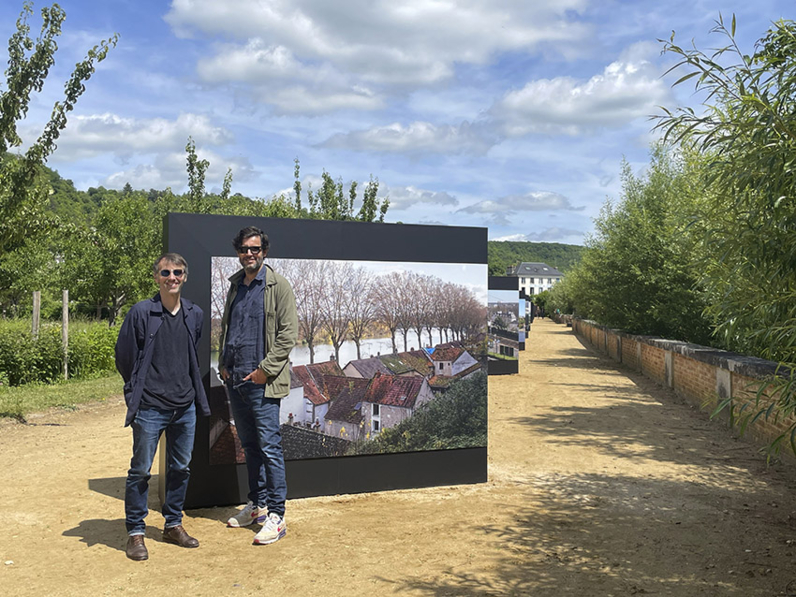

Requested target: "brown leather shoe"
[
  {"left": 163, "top": 524, "right": 199, "bottom": 548},
  {"left": 126, "top": 534, "right": 148, "bottom": 561}
]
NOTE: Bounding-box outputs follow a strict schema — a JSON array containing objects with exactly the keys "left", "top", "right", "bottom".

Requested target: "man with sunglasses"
[
  {"left": 218, "top": 226, "right": 297, "bottom": 545},
  {"left": 115, "top": 253, "right": 211, "bottom": 560}
]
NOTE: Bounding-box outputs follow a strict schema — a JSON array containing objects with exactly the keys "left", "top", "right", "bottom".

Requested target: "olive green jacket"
[{"left": 218, "top": 264, "right": 298, "bottom": 398}]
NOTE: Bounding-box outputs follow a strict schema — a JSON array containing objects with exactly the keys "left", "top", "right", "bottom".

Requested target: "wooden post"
[
  {"left": 32, "top": 291, "right": 41, "bottom": 339},
  {"left": 62, "top": 289, "right": 69, "bottom": 380}
]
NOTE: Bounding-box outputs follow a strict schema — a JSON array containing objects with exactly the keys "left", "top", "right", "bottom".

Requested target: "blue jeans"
[
  {"left": 227, "top": 380, "right": 286, "bottom": 516},
  {"left": 125, "top": 403, "right": 196, "bottom": 535}
]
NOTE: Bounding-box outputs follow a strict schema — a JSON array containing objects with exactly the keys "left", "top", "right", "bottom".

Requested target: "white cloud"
[
  {"left": 322, "top": 121, "right": 495, "bottom": 154},
  {"left": 46, "top": 113, "right": 233, "bottom": 162},
  {"left": 492, "top": 42, "right": 670, "bottom": 136},
  {"left": 165, "top": 0, "right": 593, "bottom": 113},
  {"left": 492, "top": 227, "right": 584, "bottom": 242},
  {"left": 266, "top": 86, "right": 383, "bottom": 114},
  {"left": 460, "top": 191, "right": 583, "bottom": 215},
  {"left": 382, "top": 185, "right": 459, "bottom": 211},
  {"left": 102, "top": 150, "right": 255, "bottom": 192},
  {"left": 197, "top": 41, "right": 307, "bottom": 83}
]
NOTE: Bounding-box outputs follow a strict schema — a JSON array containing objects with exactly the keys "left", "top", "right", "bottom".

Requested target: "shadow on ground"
[
  {"left": 383, "top": 472, "right": 796, "bottom": 596},
  {"left": 89, "top": 477, "right": 126, "bottom": 501}
]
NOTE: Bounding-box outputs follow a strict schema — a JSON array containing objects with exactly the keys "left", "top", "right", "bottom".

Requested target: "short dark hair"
[
  {"left": 233, "top": 226, "right": 269, "bottom": 254},
  {"left": 153, "top": 252, "right": 189, "bottom": 276}
]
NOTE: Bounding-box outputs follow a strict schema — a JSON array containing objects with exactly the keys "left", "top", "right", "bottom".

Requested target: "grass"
[
  {"left": 488, "top": 352, "right": 518, "bottom": 361},
  {"left": 0, "top": 372, "right": 123, "bottom": 422}
]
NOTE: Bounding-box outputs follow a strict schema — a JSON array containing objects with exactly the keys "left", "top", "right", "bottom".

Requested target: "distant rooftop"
[{"left": 506, "top": 262, "right": 563, "bottom": 277}]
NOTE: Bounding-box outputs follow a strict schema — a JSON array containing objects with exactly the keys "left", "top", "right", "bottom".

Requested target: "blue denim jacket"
[{"left": 115, "top": 294, "right": 210, "bottom": 426}]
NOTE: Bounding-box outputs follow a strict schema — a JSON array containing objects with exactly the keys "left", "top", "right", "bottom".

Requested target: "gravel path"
[{"left": 2, "top": 319, "right": 796, "bottom": 596}]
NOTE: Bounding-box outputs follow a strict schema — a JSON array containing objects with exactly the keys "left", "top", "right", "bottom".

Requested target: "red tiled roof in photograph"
[
  {"left": 321, "top": 375, "right": 370, "bottom": 402},
  {"left": 292, "top": 365, "right": 328, "bottom": 405},
  {"left": 427, "top": 346, "right": 464, "bottom": 362},
  {"left": 363, "top": 373, "right": 425, "bottom": 408},
  {"left": 306, "top": 360, "right": 344, "bottom": 378},
  {"left": 324, "top": 376, "right": 369, "bottom": 425},
  {"left": 209, "top": 421, "right": 245, "bottom": 465}
]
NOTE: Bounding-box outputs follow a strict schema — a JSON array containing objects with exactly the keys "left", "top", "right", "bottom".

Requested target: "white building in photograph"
[{"left": 506, "top": 262, "right": 563, "bottom": 296}]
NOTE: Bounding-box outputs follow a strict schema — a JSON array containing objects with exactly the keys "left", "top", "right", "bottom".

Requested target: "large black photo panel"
[{"left": 165, "top": 213, "right": 488, "bottom": 508}]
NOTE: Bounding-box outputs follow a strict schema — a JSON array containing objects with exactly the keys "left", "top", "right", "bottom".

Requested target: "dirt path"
[{"left": 2, "top": 319, "right": 796, "bottom": 596}]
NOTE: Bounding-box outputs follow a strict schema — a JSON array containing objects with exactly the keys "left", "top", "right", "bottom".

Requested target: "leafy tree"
[
  {"left": 533, "top": 290, "right": 549, "bottom": 313},
  {"left": 488, "top": 241, "right": 584, "bottom": 275},
  {"left": 59, "top": 193, "right": 158, "bottom": 324},
  {"left": 0, "top": 2, "right": 117, "bottom": 256},
  {"left": 565, "top": 145, "right": 713, "bottom": 344},
  {"left": 656, "top": 15, "right": 796, "bottom": 364},
  {"left": 185, "top": 136, "right": 209, "bottom": 212},
  {"left": 544, "top": 273, "right": 578, "bottom": 315},
  {"left": 656, "top": 16, "right": 796, "bottom": 453}
]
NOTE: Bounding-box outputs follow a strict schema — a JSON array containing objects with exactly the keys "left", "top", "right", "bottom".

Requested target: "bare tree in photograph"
[
  {"left": 406, "top": 272, "right": 432, "bottom": 350},
  {"left": 446, "top": 284, "right": 476, "bottom": 342},
  {"left": 320, "top": 261, "right": 354, "bottom": 364},
  {"left": 439, "top": 282, "right": 458, "bottom": 343},
  {"left": 348, "top": 265, "right": 377, "bottom": 359},
  {"left": 373, "top": 271, "right": 405, "bottom": 354},
  {"left": 276, "top": 258, "right": 325, "bottom": 364},
  {"left": 394, "top": 272, "right": 415, "bottom": 351},
  {"left": 210, "top": 257, "right": 241, "bottom": 349},
  {"left": 424, "top": 277, "right": 447, "bottom": 345},
  {"left": 461, "top": 295, "right": 487, "bottom": 341}
]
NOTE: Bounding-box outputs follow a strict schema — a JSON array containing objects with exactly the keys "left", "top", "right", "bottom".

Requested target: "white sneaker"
[
  {"left": 253, "top": 512, "right": 286, "bottom": 545},
  {"left": 227, "top": 501, "right": 267, "bottom": 527}
]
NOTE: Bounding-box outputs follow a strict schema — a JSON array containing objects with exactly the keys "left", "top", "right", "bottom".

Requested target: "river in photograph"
[{"left": 211, "top": 329, "right": 448, "bottom": 369}]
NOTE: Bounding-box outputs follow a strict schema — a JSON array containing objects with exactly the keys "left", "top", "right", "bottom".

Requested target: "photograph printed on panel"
[
  {"left": 487, "top": 289, "right": 520, "bottom": 362},
  {"left": 207, "top": 257, "right": 488, "bottom": 463}
]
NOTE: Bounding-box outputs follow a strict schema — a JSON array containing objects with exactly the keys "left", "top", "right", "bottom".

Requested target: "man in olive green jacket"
[{"left": 218, "top": 226, "right": 297, "bottom": 545}]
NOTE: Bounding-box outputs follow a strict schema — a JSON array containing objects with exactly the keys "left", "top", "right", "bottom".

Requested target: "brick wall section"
[
  {"left": 673, "top": 353, "right": 716, "bottom": 409},
  {"left": 641, "top": 343, "right": 665, "bottom": 385},
  {"left": 622, "top": 336, "right": 639, "bottom": 370},
  {"left": 573, "top": 318, "right": 794, "bottom": 460},
  {"left": 608, "top": 334, "right": 620, "bottom": 361},
  {"left": 730, "top": 373, "right": 795, "bottom": 449}
]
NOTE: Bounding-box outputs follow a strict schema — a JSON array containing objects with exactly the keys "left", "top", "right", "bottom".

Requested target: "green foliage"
[
  {"left": 655, "top": 16, "right": 796, "bottom": 364},
  {"left": 533, "top": 290, "right": 549, "bottom": 312},
  {"left": 544, "top": 271, "right": 578, "bottom": 315},
  {"left": 0, "top": 319, "right": 116, "bottom": 386},
  {"left": 655, "top": 16, "right": 796, "bottom": 451},
  {"left": 59, "top": 192, "right": 158, "bottom": 323},
  {"left": 487, "top": 241, "right": 584, "bottom": 276},
  {"left": 349, "top": 373, "right": 487, "bottom": 454},
  {"left": 185, "top": 136, "right": 210, "bottom": 212},
  {"left": 0, "top": 2, "right": 117, "bottom": 257},
  {"left": 66, "top": 323, "right": 117, "bottom": 379},
  {"left": 563, "top": 145, "right": 713, "bottom": 344}
]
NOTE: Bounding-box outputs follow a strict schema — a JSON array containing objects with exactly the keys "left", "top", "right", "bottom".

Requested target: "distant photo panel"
[{"left": 487, "top": 289, "right": 520, "bottom": 361}]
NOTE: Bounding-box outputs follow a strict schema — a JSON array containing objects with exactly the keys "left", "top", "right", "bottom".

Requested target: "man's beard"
[{"left": 242, "top": 256, "right": 264, "bottom": 273}]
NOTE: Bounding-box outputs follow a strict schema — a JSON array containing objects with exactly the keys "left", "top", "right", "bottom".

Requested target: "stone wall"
[{"left": 572, "top": 318, "right": 793, "bottom": 457}]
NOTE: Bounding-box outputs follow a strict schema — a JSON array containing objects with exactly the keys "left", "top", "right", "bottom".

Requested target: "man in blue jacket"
[{"left": 115, "top": 253, "right": 211, "bottom": 561}]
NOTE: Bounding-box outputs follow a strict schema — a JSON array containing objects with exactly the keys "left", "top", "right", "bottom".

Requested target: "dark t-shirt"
[{"left": 142, "top": 309, "right": 196, "bottom": 409}]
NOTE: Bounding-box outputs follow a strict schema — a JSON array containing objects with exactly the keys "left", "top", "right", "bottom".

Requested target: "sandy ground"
[{"left": 3, "top": 319, "right": 796, "bottom": 596}]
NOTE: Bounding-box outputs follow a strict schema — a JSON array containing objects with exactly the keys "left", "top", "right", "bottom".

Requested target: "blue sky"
[{"left": 2, "top": 0, "right": 792, "bottom": 245}]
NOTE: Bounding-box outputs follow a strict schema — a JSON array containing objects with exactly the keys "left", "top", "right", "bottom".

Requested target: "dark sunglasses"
[
  {"left": 238, "top": 246, "right": 262, "bottom": 255},
  {"left": 159, "top": 269, "right": 185, "bottom": 278}
]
